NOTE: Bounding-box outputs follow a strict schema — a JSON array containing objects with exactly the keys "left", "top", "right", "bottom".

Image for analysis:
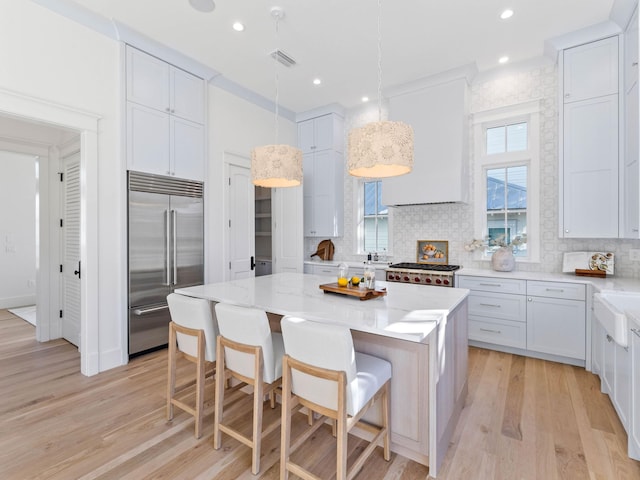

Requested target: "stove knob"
[
  {"left": 443, "top": 278, "right": 450, "bottom": 285},
  {"left": 425, "top": 278, "right": 432, "bottom": 283},
  {"left": 395, "top": 275, "right": 401, "bottom": 281},
  {"left": 414, "top": 277, "right": 421, "bottom": 283},
  {"left": 435, "top": 278, "right": 442, "bottom": 284},
  {"left": 403, "top": 276, "right": 410, "bottom": 282}
]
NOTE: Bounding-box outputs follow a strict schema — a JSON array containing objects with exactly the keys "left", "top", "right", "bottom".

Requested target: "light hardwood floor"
[{"left": 1, "top": 309, "right": 639, "bottom": 479}]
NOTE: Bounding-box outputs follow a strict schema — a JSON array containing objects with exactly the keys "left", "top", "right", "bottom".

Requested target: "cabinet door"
[
  {"left": 562, "top": 94, "right": 618, "bottom": 237},
  {"left": 625, "top": 8, "right": 639, "bottom": 93},
  {"left": 614, "top": 342, "right": 630, "bottom": 429},
  {"left": 303, "top": 150, "right": 343, "bottom": 237},
  {"left": 592, "top": 317, "right": 604, "bottom": 376},
  {"left": 624, "top": 64, "right": 640, "bottom": 238},
  {"left": 126, "top": 47, "right": 170, "bottom": 112},
  {"left": 127, "top": 102, "right": 170, "bottom": 176},
  {"left": 563, "top": 36, "right": 618, "bottom": 103},
  {"left": 313, "top": 114, "right": 335, "bottom": 151},
  {"left": 298, "top": 119, "right": 316, "bottom": 153},
  {"left": 603, "top": 332, "right": 615, "bottom": 396},
  {"left": 630, "top": 320, "right": 640, "bottom": 460},
  {"left": 170, "top": 67, "right": 205, "bottom": 124},
  {"left": 171, "top": 117, "right": 204, "bottom": 181},
  {"left": 526, "top": 296, "right": 586, "bottom": 360}
]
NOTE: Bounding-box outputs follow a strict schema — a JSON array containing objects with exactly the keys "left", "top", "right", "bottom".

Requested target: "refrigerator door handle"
[
  {"left": 172, "top": 209, "right": 178, "bottom": 286},
  {"left": 133, "top": 304, "right": 170, "bottom": 316},
  {"left": 165, "top": 209, "right": 171, "bottom": 286}
]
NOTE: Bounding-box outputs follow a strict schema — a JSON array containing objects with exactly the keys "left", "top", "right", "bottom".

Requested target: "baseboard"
[{"left": 0, "top": 294, "right": 36, "bottom": 309}]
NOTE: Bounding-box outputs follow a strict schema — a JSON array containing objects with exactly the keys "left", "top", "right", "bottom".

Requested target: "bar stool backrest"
[{"left": 167, "top": 293, "right": 218, "bottom": 362}]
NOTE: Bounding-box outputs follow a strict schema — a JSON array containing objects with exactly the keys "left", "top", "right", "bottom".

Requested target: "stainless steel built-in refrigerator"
[{"left": 128, "top": 172, "right": 204, "bottom": 356}]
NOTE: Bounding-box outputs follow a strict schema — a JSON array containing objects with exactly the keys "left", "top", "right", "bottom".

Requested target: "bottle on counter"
[{"left": 364, "top": 253, "right": 375, "bottom": 289}]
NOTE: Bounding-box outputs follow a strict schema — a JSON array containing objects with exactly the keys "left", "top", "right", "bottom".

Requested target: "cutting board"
[{"left": 319, "top": 283, "right": 387, "bottom": 301}]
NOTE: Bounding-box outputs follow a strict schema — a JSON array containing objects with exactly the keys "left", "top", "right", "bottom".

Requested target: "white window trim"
[
  {"left": 472, "top": 100, "right": 541, "bottom": 263},
  {"left": 351, "top": 177, "right": 394, "bottom": 258}
]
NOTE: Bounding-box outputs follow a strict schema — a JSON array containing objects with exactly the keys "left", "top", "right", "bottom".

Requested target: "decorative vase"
[{"left": 491, "top": 247, "right": 515, "bottom": 272}]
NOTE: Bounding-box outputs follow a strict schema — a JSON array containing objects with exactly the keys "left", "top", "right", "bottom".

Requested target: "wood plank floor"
[{"left": 1, "top": 309, "right": 639, "bottom": 479}]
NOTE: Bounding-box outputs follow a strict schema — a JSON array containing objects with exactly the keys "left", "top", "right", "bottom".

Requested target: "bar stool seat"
[{"left": 279, "top": 315, "right": 392, "bottom": 480}]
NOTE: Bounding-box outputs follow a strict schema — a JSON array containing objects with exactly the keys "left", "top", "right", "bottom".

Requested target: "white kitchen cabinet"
[
  {"left": 303, "top": 150, "right": 344, "bottom": 237},
  {"left": 630, "top": 315, "right": 640, "bottom": 460},
  {"left": 383, "top": 77, "right": 470, "bottom": 205},
  {"left": 458, "top": 275, "right": 586, "bottom": 366},
  {"left": 592, "top": 315, "right": 604, "bottom": 376},
  {"left": 561, "top": 94, "right": 619, "bottom": 237},
  {"left": 624, "top": 7, "right": 640, "bottom": 239},
  {"left": 126, "top": 46, "right": 204, "bottom": 124},
  {"left": 602, "top": 329, "right": 616, "bottom": 396},
  {"left": 298, "top": 113, "right": 343, "bottom": 153},
  {"left": 560, "top": 36, "right": 619, "bottom": 238},
  {"left": 563, "top": 36, "right": 619, "bottom": 103},
  {"left": 125, "top": 45, "right": 205, "bottom": 181},
  {"left": 614, "top": 340, "right": 631, "bottom": 430},
  {"left": 526, "top": 281, "right": 586, "bottom": 361},
  {"left": 127, "top": 103, "right": 204, "bottom": 180}
]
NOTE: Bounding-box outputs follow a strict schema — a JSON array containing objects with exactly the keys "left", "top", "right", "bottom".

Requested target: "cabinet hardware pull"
[
  {"left": 564, "top": 93, "right": 571, "bottom": 98},
  {"left": 545, "top": 288, "right": 564, "bottom": 292},
  {"left": 479, "top": 303, "right": 501, "bottom": 308},
  {"left": 606, "top": 334, "right": 613, "bottom": 343},
  {"left": 479, "top": 328, "right": 501, "bottom": 334},
  {"left": 632, "top": 328, "right": 640, "bottom": 338},
  {"left": 633, "top": 62, "right": 639, "bottom": 66},
  {"left": 633, "top": 229, "right": 639, "bottom": 233},
  {"left": 133, "top": 304, "right": 169, "bottom": 315},
  {"left": 479, "top": 283, "right": 502, "bottom": 287}
]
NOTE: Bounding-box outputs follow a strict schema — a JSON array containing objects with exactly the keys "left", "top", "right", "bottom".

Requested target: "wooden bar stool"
[
  {"left": 166, "top": 293, "right": 218, "bottom": 439},
  {"left": 279, "top": 316, "right": 392, "bottom": 480},
  {"left": 213, "top": 303, "right": 284, "bottom": 475}
]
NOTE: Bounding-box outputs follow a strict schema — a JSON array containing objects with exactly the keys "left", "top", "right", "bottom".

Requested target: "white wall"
[
  {"left": 1, "top": 1, "right": 123, "bottom": 370},
  {"left": 207, "top": 85, "right": 296, "bottom": 283},
  {"left": 0, "top": 151, "right": 36, "bottom": 308}
]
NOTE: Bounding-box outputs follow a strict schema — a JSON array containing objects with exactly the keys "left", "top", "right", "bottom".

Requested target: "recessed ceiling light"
[
  {"left": 500, "top": 9, "right": 514, "bottom": 20},
  {"left": 362, "top": 96, "right": 370, "bottom": 103},
  {"left": 189, "top": 0, "right": 215, "bottom": 13},
  {"left": 499, "top": 56, "right": 509, "bottom": 64},
  {"left": 313, "top": 78, "right": 322, "bottom": 86},
  {"left": 232, "top": 22, "right": 245, "bottom": 32}
]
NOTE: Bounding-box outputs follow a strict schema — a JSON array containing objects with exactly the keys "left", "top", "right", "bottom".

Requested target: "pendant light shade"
[
  {"left": 251, "top": 144, "right": 302, "bottom": 188},
  {"left": 251, "top": 6, "right": 302, "bottom": 188},
  {"left": 348, "top": 120, "right": 413, "bottom": 178},
  {"left": 347, "top": 0, "right": 414, "bottom": 178}
]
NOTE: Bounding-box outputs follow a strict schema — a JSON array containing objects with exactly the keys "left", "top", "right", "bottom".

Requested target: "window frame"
[
  {"left": 472, "top": 100, "right": 540, "bottom": 263},
  {"left": 352, "top": 178, "right": 393, "bottom": 257}
]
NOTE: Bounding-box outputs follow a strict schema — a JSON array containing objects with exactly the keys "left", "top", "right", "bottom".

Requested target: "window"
[
  {"left": 472, "top": 101, "right": 540, "bottom": 263},
  {"left": 360, "top": 180, "right": 389, "bottom": 254}
]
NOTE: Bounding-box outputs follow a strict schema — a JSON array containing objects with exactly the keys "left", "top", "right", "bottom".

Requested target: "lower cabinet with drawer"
[{"left": 458, "top": 275, "right": 587, "bottom": 366}]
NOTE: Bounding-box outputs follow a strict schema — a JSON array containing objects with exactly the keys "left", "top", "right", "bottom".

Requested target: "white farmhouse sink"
[{"left": 593, "top": 290, "right": 637, "bottom": 347}]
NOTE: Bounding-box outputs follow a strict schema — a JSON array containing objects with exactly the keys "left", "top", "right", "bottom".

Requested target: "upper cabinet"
[
  {"left": 299, "top": 113, "right": 344, "bottom": 237},
  {"left": 563, "top": 36, "right": 619, "bottom": 103},
  {"left": 125, "top": 46, "right": 206, "bottom": 181},
  {"left": 624, "top": 7, "right": 640, "bottom": 239},
  {"left": 382, "top": 77, "right": 470, "bottom": 205},
  {"left": 298, "top": 114, "right": 344, "bottom": 153},
  {"left": 559, "top": 36, "right": 620, "bottom": 238}
]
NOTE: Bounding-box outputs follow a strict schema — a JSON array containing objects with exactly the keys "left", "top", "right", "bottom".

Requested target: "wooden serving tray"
[
  {"left": 319, "top": 283, "right": 387, "bottom": 301},
  {"left": 575, "top": 268, "right": 606, "bottom": 278}
]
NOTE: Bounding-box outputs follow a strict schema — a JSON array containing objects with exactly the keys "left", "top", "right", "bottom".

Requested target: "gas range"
[{"left": 385, "top": 262, "right": 461, "bottom": 287}]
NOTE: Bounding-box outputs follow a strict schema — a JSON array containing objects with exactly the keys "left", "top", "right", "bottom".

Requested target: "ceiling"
[{"left": 70, "top": 0, "right": 617, "bottom": 114}]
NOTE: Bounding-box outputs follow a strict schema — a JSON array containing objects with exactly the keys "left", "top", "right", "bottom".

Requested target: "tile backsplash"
[{"left": 304, "top": 62, "right": 640, "bottom": 278}]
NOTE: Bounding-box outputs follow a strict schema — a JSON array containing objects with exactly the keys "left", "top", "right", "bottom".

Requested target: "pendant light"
[
  {"left": 251, "top": 7, "right": 303, "bottom": 188},
  {"left": 347, "top": 0, "right": 414, "bottom": 178}
]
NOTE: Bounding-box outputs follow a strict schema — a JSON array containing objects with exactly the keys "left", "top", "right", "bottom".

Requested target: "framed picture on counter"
[{"left": 416, "top": 240, "right": 448, "bottom": 264}]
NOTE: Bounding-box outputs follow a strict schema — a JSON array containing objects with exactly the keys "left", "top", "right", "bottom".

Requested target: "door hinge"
[
  {"left": 229, "top": 261, "right": 231, "bottom": 270},
  {"left": 59, "top": 309, "right": 63, "bottom": 318},
  {"left": 60, "top": 219, "right": 63, "bottom": 227},
  {"left": 228, "top": 177, "right": 231, "bottom": 186},
  {"left": 59, "top": 172, "right": 64, "bottom": 182},
  {"left": 59, "top": 264, "right": 63, "bottom": 273}
]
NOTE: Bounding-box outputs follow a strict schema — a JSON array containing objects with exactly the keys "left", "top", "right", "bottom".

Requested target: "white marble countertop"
[
  {"left": 457, "top": 267, "right": 640, "bottom": 293},
  {"left": 176, "top": 272, "right": 469, "bottom": 343},
  {"left": 305, "top": 259, "right": 392, "bottom": 269}
]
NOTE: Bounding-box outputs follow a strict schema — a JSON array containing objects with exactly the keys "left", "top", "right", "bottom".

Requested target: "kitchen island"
[{"left": 176, "top": 273, "right": 469, "bottom": 477}]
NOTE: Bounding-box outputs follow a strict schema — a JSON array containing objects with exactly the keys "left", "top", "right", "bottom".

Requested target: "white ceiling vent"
[{"left": 269, "top": 49, "right": 297, "bottom": 68}]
